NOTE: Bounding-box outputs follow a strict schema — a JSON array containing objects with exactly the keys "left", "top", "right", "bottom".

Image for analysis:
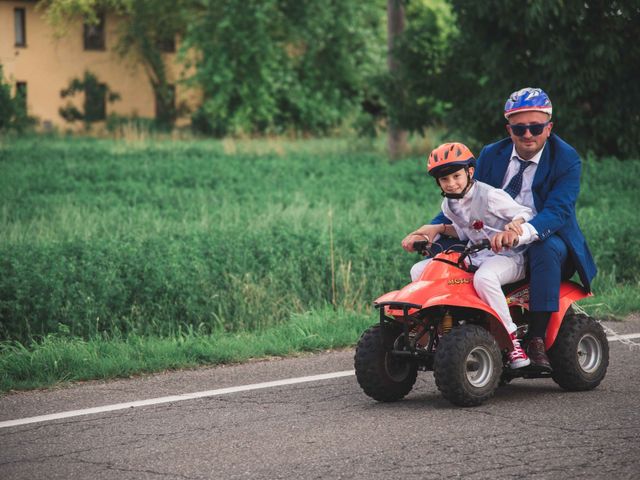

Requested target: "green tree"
[
  {"left": 185, "top": 0, "right": 385, "bottom": 135},
  {"left": 436, "top": 0, "right": 640, "bottom": 157},
  {"left": 111, "top": 0, "right": 191, "bottom": 128},
  {"left": 380, "top": 0, "right": 456, "bottom": 135}
]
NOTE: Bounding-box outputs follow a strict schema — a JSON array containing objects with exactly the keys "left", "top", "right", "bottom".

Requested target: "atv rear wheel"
[
  {"left": 434, "top": 324, "right": 502, "bottom": 407},
  {"left": 354, "top": 324, "right": 418, "bottom": 402},
  {"left": 548, "top": 312, "right": 609, "bottom": 391}
]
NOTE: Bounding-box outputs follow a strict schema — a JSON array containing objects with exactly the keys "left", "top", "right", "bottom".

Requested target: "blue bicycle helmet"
[{"left": 504, "top": 87, "right": 552, "bottom": 119}]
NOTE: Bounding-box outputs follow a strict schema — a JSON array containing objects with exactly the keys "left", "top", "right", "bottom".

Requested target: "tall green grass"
[
  {"left": 0, "top": 137, "right": 638, "bottom": 390},
  {"left": 0, "top": 137, "right": 432, "bottom": 341},
  {"left": 0, "top": 307, "right": 371, "bottom": 391}
]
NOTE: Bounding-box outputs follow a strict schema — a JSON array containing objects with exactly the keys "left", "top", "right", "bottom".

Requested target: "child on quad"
[{"left": 401, "top": 142, "right": 537, "bottom": 369}]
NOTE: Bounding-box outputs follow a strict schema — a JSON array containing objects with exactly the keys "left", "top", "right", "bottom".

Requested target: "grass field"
[{"left": 1, "top": 136, "right": 639, "bottom": 391}]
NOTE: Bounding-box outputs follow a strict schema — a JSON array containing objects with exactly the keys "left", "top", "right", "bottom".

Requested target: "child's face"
[{"left": 437, "top": 167, "right": 474, "bottom": 195}]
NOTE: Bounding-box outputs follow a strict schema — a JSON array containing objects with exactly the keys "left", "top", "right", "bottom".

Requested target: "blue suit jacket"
[{"left": 432, "top": 133, "right": 597, "bottom": 291}]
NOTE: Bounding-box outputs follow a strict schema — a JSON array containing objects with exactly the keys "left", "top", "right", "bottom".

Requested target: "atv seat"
[{"left": 501, "top": 277, "right": 529, "bottom": 295}]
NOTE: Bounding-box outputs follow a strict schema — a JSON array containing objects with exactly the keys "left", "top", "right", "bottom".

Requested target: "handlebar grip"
[
  {"left": 412, "top": 241, "right": 429, "bottom": 252},
  {"left": 468, "top": 239, "right": 491, "bottom": 253}
]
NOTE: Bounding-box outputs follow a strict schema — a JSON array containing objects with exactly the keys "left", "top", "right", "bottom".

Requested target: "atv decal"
[{"left": 506, "top": 286, "right": 529, "bottom": 306}]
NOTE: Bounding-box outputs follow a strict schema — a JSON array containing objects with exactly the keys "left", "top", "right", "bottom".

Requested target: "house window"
[
  {"left": 14, "top": 8, "right": 26, "bottom": 47},
  {"left": 83, "top": 13, "right": 105, "bottom": 50},
  {"left": 15, "top": 82, "right": 27, "bottom": 110},
  {"left": 85, "top": 82, "right": 107, "bottom": 121},
  {"left": 157, "top": 36, "right": 176, "bottom": 53}
]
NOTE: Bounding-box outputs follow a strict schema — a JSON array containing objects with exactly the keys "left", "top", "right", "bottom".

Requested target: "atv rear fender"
[{"left": 545, "top": 281, "right": 592, "bottom": 349}]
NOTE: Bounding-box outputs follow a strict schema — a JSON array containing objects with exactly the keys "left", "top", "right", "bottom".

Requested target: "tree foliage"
[
  {"left": 40, "top": 0, "right": 188, "bottom": 128},
  {"left": 184, "top": 0, "right": 385, "bottom": 135},
  {"left": 399, "top": 0, "right": 640, "bottom": 158},
  {"left": 39, "top": 0, "right": 128, "bottom": 26},
  {"left": 110, "top": 0, "right": 192, "bottom": 128},
  {"left": 379, "top": 0, "right": 457, "bottom": 133},
  {"left": 37, "top": 0, "right": 639, "bottom": 155}
]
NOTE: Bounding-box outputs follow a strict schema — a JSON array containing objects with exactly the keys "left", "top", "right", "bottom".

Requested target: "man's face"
[{"left": 506, "top": 111, "right": 553, "bottom": 160}]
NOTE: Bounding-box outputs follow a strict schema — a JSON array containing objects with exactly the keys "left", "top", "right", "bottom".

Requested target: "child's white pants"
[{"left": 410, "top": 254, "right": 526, "bottom": 334}]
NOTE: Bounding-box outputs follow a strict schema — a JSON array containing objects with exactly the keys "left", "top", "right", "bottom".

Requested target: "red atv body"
[{"left": 354, "top": 241, "right": 609, "bottom": 407}]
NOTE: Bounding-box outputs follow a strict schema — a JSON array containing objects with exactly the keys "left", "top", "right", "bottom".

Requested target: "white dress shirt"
[{"left": 501, "top": 145, "right": 547, "bottom": 239}]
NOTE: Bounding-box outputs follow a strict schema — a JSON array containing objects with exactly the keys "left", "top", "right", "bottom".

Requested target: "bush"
[
  {"left": 59, "top": 71, "right": 121, "bottom": 130},
  {"left": 0, "top": 65, "right": 35, "bottom": 133}
]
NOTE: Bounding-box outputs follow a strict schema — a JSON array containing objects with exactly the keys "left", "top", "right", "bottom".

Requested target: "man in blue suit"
[{"left": 430, "top": 88, "right": 597, "bottom": 368}]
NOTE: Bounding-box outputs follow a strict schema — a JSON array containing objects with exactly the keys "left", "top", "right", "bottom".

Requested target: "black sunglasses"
[{"left": 508, "top": 121, "right": 550, "bottom": 137}]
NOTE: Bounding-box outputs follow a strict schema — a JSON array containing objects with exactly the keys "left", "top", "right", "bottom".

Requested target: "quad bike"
[{"left": 354, "top": 240, "right": 609, "bottom": 407}]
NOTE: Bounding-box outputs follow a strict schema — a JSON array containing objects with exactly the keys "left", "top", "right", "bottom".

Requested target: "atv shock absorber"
[{"left": 441, "top": 311, "right": 453, "bottom": 334}]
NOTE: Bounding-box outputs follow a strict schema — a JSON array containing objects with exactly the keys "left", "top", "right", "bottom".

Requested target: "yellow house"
[{"left": 0, "top": 0, "right": 195, "bottom": 131}]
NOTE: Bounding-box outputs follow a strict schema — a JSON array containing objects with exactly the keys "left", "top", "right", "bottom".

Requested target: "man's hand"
[
  {"left": 504, "top": 217, "right": 525, "bottom": 235},
  {"left": 490, "top": 230, "right": 520, "bottom": 252}
]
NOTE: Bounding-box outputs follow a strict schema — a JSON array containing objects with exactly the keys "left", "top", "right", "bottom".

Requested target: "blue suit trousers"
[{"left": 528, "top": 234, "right": 575, "bottom": 312}]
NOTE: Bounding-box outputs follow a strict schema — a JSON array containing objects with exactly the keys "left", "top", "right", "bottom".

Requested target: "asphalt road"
[{"left": 1, "top": 317, "right": 639, "bottom": 480}]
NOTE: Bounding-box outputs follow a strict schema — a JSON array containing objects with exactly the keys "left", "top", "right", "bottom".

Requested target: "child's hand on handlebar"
[
  {"left": 490, "top": 230, "right": 519, "bottom": 252},
  {"left": 401, "top": 224, "right": 442, "bottom": 252},
  {"left": 401, "top": 233, "right": 426, "bottom": 252}
]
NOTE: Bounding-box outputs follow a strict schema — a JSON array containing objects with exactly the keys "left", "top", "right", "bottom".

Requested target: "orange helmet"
[{"left": 427, "top": 142, "right": 475, "bottom": 178}]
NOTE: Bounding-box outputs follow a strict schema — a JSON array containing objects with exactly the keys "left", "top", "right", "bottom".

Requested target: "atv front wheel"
[
  {"left": 434, "top": 324, "right": 502, "bottom": 407},
  {"left": 354, "top": 324, "right": 418, "bottom": 402},
  {"left": 548, "top": 312, "right": 609, "bottom": 391}
]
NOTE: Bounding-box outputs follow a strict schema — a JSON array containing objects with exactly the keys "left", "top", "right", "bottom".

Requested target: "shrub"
[{"left": 0, "top": 65, "right": 35, "bottom": 133}]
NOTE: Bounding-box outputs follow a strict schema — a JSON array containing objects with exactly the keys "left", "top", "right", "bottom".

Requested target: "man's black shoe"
[{"left": 527, "top": 337, "right": 551, "bottom": 370}]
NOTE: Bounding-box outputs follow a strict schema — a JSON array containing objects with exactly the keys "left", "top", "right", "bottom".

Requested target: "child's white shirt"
[
  {"left": 444, "top": 183, "right": 536, "bottom": 266},
  {"left": 447, "top": 184, "right": 534, "bottom": 242}
]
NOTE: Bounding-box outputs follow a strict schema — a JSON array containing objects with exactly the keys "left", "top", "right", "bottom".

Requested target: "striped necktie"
[{"left": 504, "top": 159, "right": 531, "bottom": 199}]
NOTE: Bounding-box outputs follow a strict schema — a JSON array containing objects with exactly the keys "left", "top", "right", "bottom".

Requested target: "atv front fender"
[
  {"left": 376, "top": 281, "right": 513, "bottom": 350},
  {"left": 374, "top": 290, "right": 400, "bottom": 305},
  {"left": 421, "top": 293, "right": 512, "bottom": 350}
]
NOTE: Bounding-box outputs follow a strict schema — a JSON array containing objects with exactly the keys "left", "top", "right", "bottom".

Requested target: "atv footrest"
[
  {"left": 502, "top": 364, "right": 553, "bottom": 382},
  {"left": 392, "top": 349, "right": 430, "bottom": 358}
]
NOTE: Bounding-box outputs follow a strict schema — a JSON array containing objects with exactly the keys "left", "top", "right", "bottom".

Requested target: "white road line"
[
  {"left": 1, "top": 332, "right": 639, "bottom": 429},
  {"left": 607, "top": 333, "right": 640, "bottom": 341},
  {"left": 0, "top": 370, "right": 355, "bottom": 429}
]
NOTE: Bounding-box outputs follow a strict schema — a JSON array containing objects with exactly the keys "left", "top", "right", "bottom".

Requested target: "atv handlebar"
[
  {"left": 412, "top": 240, "right": 432, "bottom": 256},
  {"left": 412, "top": 239, "right": 491, "bottom": 256},
  {"left": 456, "top": 239, "right": 491, "bottom": 269},
  {"left": 412, "top": 239, "right": 492, "bottom": 273},
  {"left": 463, "top": 239, "right": 492, "bottom": 255}
]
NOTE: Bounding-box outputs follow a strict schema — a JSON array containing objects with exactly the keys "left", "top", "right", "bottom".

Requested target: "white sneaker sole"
[{"left": 509, "top": 357, "right": 531, "bottom": 369}]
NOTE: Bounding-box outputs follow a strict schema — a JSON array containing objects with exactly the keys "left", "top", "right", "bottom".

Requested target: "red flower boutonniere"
[{"left": 471, "top": 220, "right": 484, "bottom": 231}]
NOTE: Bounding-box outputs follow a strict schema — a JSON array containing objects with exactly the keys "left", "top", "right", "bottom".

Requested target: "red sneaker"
[{"left": 508, "top": 333, "right": 531, "bottom": 369}]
